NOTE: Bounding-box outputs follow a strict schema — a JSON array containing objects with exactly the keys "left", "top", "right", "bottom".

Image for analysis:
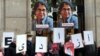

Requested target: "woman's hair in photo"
[
  {"left": 58, "top": 1, "right": 73, "bottom": 13},
  {"left": 32, "top": 1, "right": 47, "bottom": 14}
]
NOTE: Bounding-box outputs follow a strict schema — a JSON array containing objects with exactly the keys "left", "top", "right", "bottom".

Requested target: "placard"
[
  {"left": 53, "top": 28, "right": 65, "bottom": 44},
  {"left": 83, "top": 31, "right": 94, "bottom": 45},
  {"left": 16, "top": 34, "right": 27, "bottom": 53},
  {"left": 2, "top": 32, "right": 14, "bottom": 48},
  {"left": 71, "top": 33, "right": 84, "bottom": 49},
  {"left": 36, "top": 24, "right": 49, "bottom": 28},
  {"left": 35, "top": 36, "right": 48, "bottom": 53},
  {"left": 62, "top": 23, "right": 74, "bottom": 27}
]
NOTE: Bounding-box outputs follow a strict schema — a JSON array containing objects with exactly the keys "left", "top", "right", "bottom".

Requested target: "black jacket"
[
  {"left": 26, "top": 40, "right": 35, "bottom": 56},
  {"left": 4, "top": 42, "right": 23, "bottom": 56}
]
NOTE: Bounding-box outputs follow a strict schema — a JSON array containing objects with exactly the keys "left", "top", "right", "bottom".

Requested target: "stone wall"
[
  {"left": 0, "top": 0, "right": 32, "bottom": 46},
  {"left": 5, "top": 0, "right": 27, "bottom": 34},
  {"left": 96, "top": 0, "right": 100, "bottom": 47},
  {"left": 85, "top": 0, "right": 100, "bottom": 47}
]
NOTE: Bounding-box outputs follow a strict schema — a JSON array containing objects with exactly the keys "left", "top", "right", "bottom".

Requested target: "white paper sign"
[
  {"left": 35, "top": 36, "right": 48, "bottom": 53},
  {"left": 16, "top": 34, "right": 27, "bottom": 53},
  {"left": 53, "top": 28, "right": 65, "bottom": 44},
  {"left": 36, "top": 24, "right": 49, "bottom": 28},
  {"left": 62, "top": 23, "right": 74, "bottom": 27},
  {"left": 2, "top": 32, "right": 14, "bottom": 48},
  {"left": 83, "top": 31, "right": 94, "bottom": 45},
  {"left": 71, "top": 33, "right": 84, "bottom": 49}
]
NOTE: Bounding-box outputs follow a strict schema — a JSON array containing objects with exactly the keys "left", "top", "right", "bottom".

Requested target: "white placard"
[
  {"left": 35, "top": 36, "right": 48, "bottom": 53},
  {"left": 62, "top": 23, "right": 74, "bottom": 27},
  {"left": 16, "top": 34, "right": 27, "bottom": 53},
  {"left": 53, "top": 28, "right": 65, "bottom": 44},
  {"left": 83, "top": 31, "right": 94, "bottom": 45},
  {"left": 36, "top": 24, "right": 49, "bottom": 28},
  {"left": 2, "top": 32, "right": 14, "bottom": 48},
  {"left": 71, "top": 33, "right": 84, "bottom": 49}
]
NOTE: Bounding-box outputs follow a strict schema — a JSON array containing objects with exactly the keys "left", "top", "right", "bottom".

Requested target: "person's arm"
[
  {"left": 73, "top": 16, "right": 78, "bottom": 29},
  {"left": 48, "top": 17, "right": 53, "bottom": 31},
  {"left": 32, "top": 19, "right": 36, "bottom": 31},
  {"left": 74, "top": 29, "right": 79, "bottom": 33},
  {"left": 73, "top": 16, "right": 79, "bottom": 33}
]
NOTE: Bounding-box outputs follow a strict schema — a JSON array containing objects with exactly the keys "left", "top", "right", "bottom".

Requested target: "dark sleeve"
[
  {"left": 74, "top": 29, "right": 79, "bottom": 33},
  {"left": 27, "top": 41, "right": 35, "bottom": 56},
  {"left": 32, "top": 20, "right": 36, "bottom": 31},
  {"left": 4, "top": 48, "right": 11, "bottom": 56},
  {"left": 4, "top": 47, "right": 16, "bottom": 56}
]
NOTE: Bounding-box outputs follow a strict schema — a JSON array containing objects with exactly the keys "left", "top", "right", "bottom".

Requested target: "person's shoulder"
[
  {"left": 46, "top": 16, "right": 53, "bottom": 21},
  {"left": 9, "top": 42, "right": 16, "bottom": 48},
  {"left": 47, "top": 16, "right": 53, "bottom": 19},
  {"left": 71, "top": 15, "right": 78, "bottom": 20},
  {"left": 71, "top": 14, "right": 78, "bottom": 18}
]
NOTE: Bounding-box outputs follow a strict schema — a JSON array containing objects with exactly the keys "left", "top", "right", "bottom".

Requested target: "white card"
[
  {"left": 16, "top": 34, "right": 27, "bottom": 53},
  {"left": 71, "top": 33, "right": 84, "bottom": 49},
  {"left": 35, "top": 36, "right": 48, "bottom": 53},
  {"left": 62, "top": 23, "right": 74, "bottom": 27},
  {"left": 53, "top": 28, "right": 65, "bottom": 45},
  {"left": 83, "top": 31, "right": 94, "bottom": 45},
  {"left": 36, "top": 24, "right": 49, "bottom": 28},
  {"left": 2, "top": 32, "right": 14, "bottom": 48}
]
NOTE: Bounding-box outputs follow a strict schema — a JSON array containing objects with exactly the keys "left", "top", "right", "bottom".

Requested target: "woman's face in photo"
[
  {"left": 60, "top": 3, "right": 72, "bottom": 19},
  {"left": 35, "top": 4, "right": 47, "bottom": 19}
]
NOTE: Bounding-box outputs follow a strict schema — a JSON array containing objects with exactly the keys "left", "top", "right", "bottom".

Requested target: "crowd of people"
[{"left": 0, "top": 0, "right": 97, "bottom": 56}]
